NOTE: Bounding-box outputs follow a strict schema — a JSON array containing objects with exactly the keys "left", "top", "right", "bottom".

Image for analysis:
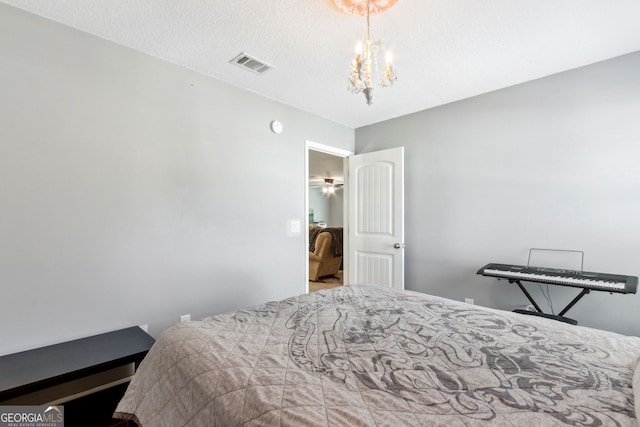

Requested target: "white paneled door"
[{"left": 347, "top": 147, "right": 404, "bottom": 289}]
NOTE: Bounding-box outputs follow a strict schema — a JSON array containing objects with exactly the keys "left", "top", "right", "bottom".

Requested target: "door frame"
[{"left": 305, "top": 140, "right": 353, "bottom": 293}]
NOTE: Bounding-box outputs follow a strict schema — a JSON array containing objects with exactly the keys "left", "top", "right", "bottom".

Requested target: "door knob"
[{"left": 393, "top": 243, "right": 404, "bottom": 249}]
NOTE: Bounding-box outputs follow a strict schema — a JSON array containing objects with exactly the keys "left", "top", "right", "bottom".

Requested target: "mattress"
[{"left": 114, "top": 285, "right": 640, "bottom": 426}]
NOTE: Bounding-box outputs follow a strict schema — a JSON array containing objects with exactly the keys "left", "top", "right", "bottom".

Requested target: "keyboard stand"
[{"left": 509, "top": 279, "right": 591, "bottom": 325}]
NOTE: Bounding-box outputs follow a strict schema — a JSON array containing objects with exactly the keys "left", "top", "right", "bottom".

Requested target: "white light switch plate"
[{"left": 287, "top": 218, "right": 302, "bottom": 236}]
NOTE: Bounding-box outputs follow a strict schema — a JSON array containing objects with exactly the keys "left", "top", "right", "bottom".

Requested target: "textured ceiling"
[{"left": 3, "top": 0, "right": 640, "bottom": 128}]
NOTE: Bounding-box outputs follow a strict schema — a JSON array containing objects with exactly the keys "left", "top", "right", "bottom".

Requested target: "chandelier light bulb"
[
  {"left": 355, "top": 40, "right": 363, "bottom": 55},
  {"left": 385, "top": 50, "right": 392, "bottom": 65}
]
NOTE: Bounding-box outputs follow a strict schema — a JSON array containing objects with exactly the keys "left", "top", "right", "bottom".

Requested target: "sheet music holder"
[{"left": 527, "top": 248, "right": 584, "bottom": 273}]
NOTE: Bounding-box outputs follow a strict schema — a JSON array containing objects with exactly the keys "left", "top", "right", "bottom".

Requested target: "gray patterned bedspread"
[{"left": 114, "top": 286, "right": 640, "bottom": 426}]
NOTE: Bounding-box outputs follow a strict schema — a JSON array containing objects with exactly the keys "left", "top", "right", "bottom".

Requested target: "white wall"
[
  {"left": 356, "top": 52, "right": 640, "bottom": 336},
  {"left": 0, "top": 4, "right": 354, "bottom": 355}
]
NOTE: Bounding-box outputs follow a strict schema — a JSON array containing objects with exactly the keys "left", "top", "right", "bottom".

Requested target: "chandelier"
[{"left": 336, "top": 0, "right": 398, "bottom": 105}]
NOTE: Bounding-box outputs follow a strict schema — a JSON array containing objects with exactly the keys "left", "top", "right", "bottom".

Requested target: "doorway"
[{"left": 305, "top": 141, "right": 353, "bottom": 293}]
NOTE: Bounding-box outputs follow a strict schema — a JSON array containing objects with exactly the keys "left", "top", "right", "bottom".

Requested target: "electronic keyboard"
[{"left": 477, "top": 263, "right": 637, "bottom": 294}]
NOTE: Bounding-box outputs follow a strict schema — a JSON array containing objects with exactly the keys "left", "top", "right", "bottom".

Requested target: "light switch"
[{"left": 287, "top": 218, "right": 302, "bottom": 236}]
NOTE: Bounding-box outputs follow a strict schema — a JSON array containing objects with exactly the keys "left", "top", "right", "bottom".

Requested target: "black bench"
[{"left": 0, "top": 326, "right": 155, "bottom": 404}]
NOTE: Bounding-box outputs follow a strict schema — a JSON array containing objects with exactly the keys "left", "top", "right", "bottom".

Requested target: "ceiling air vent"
[{"left": 230, "top": 52, "right": 273, "bottom": 75}]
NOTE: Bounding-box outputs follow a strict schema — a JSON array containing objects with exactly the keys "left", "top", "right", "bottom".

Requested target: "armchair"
[{"left": 309, "top": 227, "right": 343, "bottom": 281}]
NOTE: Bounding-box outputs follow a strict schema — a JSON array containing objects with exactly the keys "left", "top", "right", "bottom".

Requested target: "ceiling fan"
[{"left": 309, "top": 178, "right": 343, "bottom": 194}]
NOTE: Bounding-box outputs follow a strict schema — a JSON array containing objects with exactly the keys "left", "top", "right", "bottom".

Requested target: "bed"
[{"left": 114, "top": 285, "right": 640, "bottom": 426}]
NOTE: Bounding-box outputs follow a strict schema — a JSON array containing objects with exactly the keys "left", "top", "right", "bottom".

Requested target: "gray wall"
[
  {"left": 356, "top": 52, "right": 640, "bottom": 336},
  {"left": 0, "top": 4, "right": 354, "bottom": 355},
  {"left": 328, "top": 191, "right": 344, "bottom": 227},
  {"left": 309, "top": 187, "right": 343, "bottom": 227},
  {"left": 309, "top": 188, "right": 330, "bottom": 225}
]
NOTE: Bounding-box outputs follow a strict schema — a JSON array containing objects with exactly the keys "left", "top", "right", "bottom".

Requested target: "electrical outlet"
[
  {"left": 180, "top": 314, "right": 191, "bottom": 322},
  {"left": 464, "top": 298, "right": 474, "bottom": 305}
]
